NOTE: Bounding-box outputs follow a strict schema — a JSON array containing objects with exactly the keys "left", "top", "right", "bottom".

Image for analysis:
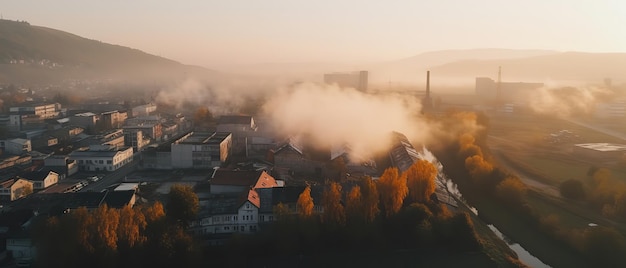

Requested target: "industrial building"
[
  {"left": 171, "top": 132, "right": 232, "bottom": 169},
  {"left": 475, "top": 77, "right": 544, "bottom": 101},
  {"left": 323, "top": 70, "right": 368, "bottom": 92}
]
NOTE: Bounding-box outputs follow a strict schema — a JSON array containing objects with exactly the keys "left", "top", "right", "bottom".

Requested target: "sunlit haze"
[{"left": 3, "top": 0, "right": 626, "bottom": 68}]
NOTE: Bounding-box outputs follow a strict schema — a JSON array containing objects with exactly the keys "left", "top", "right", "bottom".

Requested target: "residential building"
[
  {"left": 270, "top": 138, "right": 323, "bottom": 176},
  {"left": 44, "top": 155, "right": 78, "bottom": 177},
  {"left": 0, "top": 178, "right": 33, "bottom": 202},
  {"left": 131, "top": 103, "right": 157, "bottom": 117},
  {"left": 123, "top": 129, "right": 151, "bottom": 152},
  {"left": 78, "top": 129, "right": 126, "bottom": 151},
  {"left": 3, "top": 138, "right": 32, "bottom": 155},
  {"left": 69, "top": 146, "right": 134, "bottom": 172},
  {"left": 141, "top": 143, "right": 172, "bottom": 170},
  {"left": 100, "top": 110, "right": 128, "bottom": 129},
  {"left": 190, "top": 189, "right": 260, "bottom": 235},
  {"left": 9, "top": 102, "right": 61, "bottom": 121},
  {"left": 123, "top": 123, "right": 162, "bottom": 142},
  {"left": 171, "top": 132, "right": 232, "bottom": 169},
  {"left": 20, "top": 170, "right": 59, "bottom": 190},
  {"left": 217, "top": 115, "right": 257, "bottom": 155},
  {"left": 70, "top": 112, "right": 98, "bottom": 132}
]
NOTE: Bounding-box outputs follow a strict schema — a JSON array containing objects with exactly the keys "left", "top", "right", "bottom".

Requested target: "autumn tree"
[
  {"left": 118, "top": 205, "right": 147, "bottom": 249},
  {"left": 273, "top": 202, "right": 291, "bottom": 221},
  {"left": 322, "top": 182, "right": 346, "bottom": 226},
  {"left": 142, "top": 201, "right": 166, "bottom": 224},
  {"left": 297, "top": 185, "right": 315, "bottom": 219},
  {"left": 193, "top": 107, "right": 214, "bottom": 127},
  {"left": 166, "top": 184, "right": 199, "bottom": 228},
  {"left": 405, "top": 159, "right": 438, "bottom": 203},
  {"left": 378, "top": 167, "right": 408, "bottom": 217},
  {"left": 465, "top": 154, "right": 493, "bottom": 180},
  {"left": 360, "top": 177, "right": 380, "bottom": 222},
  {"left": 495, "top": 177, "right": 527, "bottom": 206},
  {"left": 345, "top": 185, "right": 364, "bottom": 222}
]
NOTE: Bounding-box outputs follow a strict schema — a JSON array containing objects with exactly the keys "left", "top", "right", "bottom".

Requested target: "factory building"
[{"left": 324, "top": 70, "right": 368, "bottom": 92}]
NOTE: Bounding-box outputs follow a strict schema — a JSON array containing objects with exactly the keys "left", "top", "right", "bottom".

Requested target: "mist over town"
[{"left": 0, "top": 1, "right": 625, "bottom": 267}]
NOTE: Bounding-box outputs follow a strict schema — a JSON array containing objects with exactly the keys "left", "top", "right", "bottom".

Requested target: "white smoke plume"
[
  {"left": 155, "top": 78, "right": 277, "bottom": 115},
  {"left": 262, "top": 83, "right": 430, "bottom": 159},
  {"left": 527, "top": 86, "right": 611, "bottom": 117}
]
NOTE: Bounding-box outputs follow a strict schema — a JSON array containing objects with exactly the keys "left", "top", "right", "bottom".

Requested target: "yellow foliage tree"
[
  {"left": 91, "top": 204, "right": 120, "bottom": 251},
  {"left": 118, "top": 205, "right": 147, "bottom": 249},
  {"left": 345, "top": 185, "right": 364, "bottom": 222},
  {"left": 378, "top": 167, "right": 408, "bottom": 217},
  {"left": 322, "top": 182, "right": 346, "bottom": 225},
  {"left": 297, "top": 186, "right": 314, "bottom": 219},
  {"left": 405, "top": 159, "right": 438, "bottom": 203},
  {"left": 360, "top": 177, "right": 380, "bottom": 222}
]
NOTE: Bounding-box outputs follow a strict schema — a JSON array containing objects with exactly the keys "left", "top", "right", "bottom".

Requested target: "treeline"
[
  {"left": 211, "top": 160, "right": 523, "bottom": 267},
  {"left": 433, "top": 111, "right": 626, "bottom": 267},
  {"left": 31, "top": 185, "right": 201, "bottom": 268},
  {"left": 561, "top": 167, "right": 626, "bottom": 221}
]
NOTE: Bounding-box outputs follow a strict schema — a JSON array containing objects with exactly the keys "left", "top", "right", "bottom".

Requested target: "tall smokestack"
[
  {"left": 426, "top": 70, "right": 430, "bottom": 97},
  {"left": 497, "top": 66, "right": 501, "bottom": 102},
  {"left": 421, "top": 70, "right": 433, "bottom": 113}
]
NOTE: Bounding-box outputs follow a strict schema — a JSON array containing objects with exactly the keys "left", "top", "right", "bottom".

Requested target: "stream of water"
[{"left": 419, "top": 148, "right": 551, "bottom": 268}]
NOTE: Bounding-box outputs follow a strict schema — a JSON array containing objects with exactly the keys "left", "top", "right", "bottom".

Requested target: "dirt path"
[{"left": 488, "top": 135, "right": 561, "bottom": 197}]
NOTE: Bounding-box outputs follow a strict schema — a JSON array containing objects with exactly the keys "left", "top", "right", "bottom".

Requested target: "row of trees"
[
  {"left": 436, "top": 111, "right": 626, "bottom": 267},
  {"left": 213, "top": 165, "right": 491, "bottom": 266},
  {"left": 294, "top": 158, "right": 439, "bottom": 224},
  {"left": 32, "top": 184, "right": 201, "bottom": 268}
]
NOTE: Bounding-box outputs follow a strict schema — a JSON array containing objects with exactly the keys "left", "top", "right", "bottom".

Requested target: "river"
[{"left": 419, "top": 148, "right": 551, "bottom": 268}]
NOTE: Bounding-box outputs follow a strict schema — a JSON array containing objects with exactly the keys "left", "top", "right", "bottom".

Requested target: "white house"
[
  {"left": 21, "top": 170, "right": 59, "bottom": 190},
  {"left": 190, "top": 189, "right": 260, "bottom": 236},
  {"left": 0, "top": 178, "right": 33, "bottom": 202},
  {"left": 69, "top": 147, "right": 134, "bottom": 172}
]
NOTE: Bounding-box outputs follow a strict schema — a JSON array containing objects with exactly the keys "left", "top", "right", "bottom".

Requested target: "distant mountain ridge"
[
  {"left": 427, "top": 52, "right": 626, "bottom": 82},
  {"left": 0, "top": 19, "right": 216, "bottom": 84}
]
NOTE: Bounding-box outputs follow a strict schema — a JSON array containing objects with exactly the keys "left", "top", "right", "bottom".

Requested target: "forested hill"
[{"left": 0, "top": 19, "right": 216, "bottom": 84}]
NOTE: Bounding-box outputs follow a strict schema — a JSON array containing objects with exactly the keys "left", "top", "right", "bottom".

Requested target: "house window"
[{"left": 107, "top": 160, "right": 112, "bottom": 164}]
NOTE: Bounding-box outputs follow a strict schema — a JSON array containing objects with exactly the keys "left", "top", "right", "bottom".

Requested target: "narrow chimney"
[{"left": 426, "top": 70, "right": 430, "bottom": 97}]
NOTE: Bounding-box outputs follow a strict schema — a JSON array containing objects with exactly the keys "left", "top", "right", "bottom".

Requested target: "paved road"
[
  {"left": 80, "top": 160, "right": 139, "bottom": 192},
  {"left": 566, "top": 119, "right": 626, "bottom": 141},
  {"left": 487, "top": 135, "right": 561, "bottom": 197}
]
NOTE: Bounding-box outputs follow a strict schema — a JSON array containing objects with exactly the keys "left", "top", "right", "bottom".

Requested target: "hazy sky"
[{"left": 3, "top": 1, "right": 625, "bottom": 68}]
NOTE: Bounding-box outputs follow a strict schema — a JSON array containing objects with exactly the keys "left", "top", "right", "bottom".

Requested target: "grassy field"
[
  {"left": 489, "top": 114, "right": 626, "bottom": 185},
  {"left": 484, "top": 114, "right": 626, "bottom": 256}
]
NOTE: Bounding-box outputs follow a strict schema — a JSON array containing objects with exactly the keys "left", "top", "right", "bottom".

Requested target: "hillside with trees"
[{"left": 0, "top": 19, "right": 218, "bottom": 84}]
